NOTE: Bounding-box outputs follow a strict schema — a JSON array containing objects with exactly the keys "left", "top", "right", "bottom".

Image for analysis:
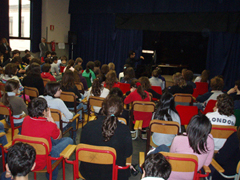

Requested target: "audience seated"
[
  {"left": 168, "top": 72, "right": 193, "bottom": 95},
  {"left": 41, "top": 63, "right": 56, "bottom": 81},
  {"left": 74, "top": 65, "right": 88, "bottom": 91},
  {"left": 141, "top": 153, "right": 171, "bottom": 180},
  {"left": 227, "top": 79, "right": 240, "bottom": 101},
  {"left": 1, "top": 79, "right": 27, "bottom": 133},
  {"left": 1, "top": 63, "right": 24, "bottom": 93},
  {"left": 149, "top": 70, "right": 164, "bottom": 90},
  {"left": 93, "top": 60, "right": 101, "bottom": 76},
  {"left": 100, "top": 64, "right": 109, "bottom": 76},
  {"left": 104, "top": 70, "right": 120, "bottom": 90},
  {"left": 80, "top": 96, "right": 132, "bottom": 180},
  {"left": 108, "top": 62, "right": 115, "bottom": 71},
  {"left": 2, "top": 50, "right": 20, "bottom": 67},
  {"left": 119, "top": 64, "right": 130, "bottom": 81},
  {"left": 194, "top": 69, "right": 210, "bottom": 83},
  {"left": 120, "top": 67, "right": 136, "bottom": 84},
  {"left": 139, "top": 76, "right": 161, "bottom": 100},
  {"left": 86, "top": 74, "right": 109, "bottom": 113},
  {"left": 206, "top": 94, "right": 236, "bottom": 150},
  {"left": 156, "top": 67, "right": 166, "bottom": 89},
  {"left": 21, "top": 97, "right": 73, "bottom": 180},
  {"left": 60, "top": 56, "right": 67, "bottom": 67},
  {"left": 51, "top": 56, "right": 61, "bottom": 80},
  {"left": 183, "top": 70, "right": 196, "bottom": 89},
  {"left": 74, "top": 57, "right": 83, "bottom": 68},
  {"left": 152, "top": 92, "right": 181, "bottom": 147},
  {"left": 63, "top": 59, "right": 74, "bottom": 72},
  {"left": 22, "top": 63, "right": 44, "bottom": 95},
  {"left": 82, "top": 61, "right": 96, "bottom": 82}
]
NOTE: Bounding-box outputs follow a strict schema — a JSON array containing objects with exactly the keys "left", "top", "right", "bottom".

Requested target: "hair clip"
[
  {"left": 111, "top": 114, "right": 115, "bottom": 117},
  {"left": 136, "top": 82, "right": 141, "bottom": 87}
]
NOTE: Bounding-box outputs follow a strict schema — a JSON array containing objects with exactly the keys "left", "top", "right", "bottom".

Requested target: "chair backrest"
[
  {"left": 132, "top": 101, "right": 155, "bottom": 113},
  {"left": 151, "top": 86, "right": 162, "bottom": 95},
  {"left": 118, "top": 83, "right": 131, "bottom": 94},
  {"left": 195, "top": 82, "right": 208, "bottom": 95},
  {"left": 23, "top": 86, "right": 39, "bottom": 98},
  {"left": 0, "top": 102, "right": 11, "bottom": 116},
  {"left": 60, "top": 91, "right": 76, "bottom": 102},
  {"left": 203, "top": 100, "right": 217, "bottom": 114},
  {"left": 13, "top": 134, "right": 50, "bottom": 155},
  {"left": 149, "top": 120, "right": 180, "bottom": 134},
  {"left": 160, "top": 152, "right": 198, "bottom": 179},
  {"left": 176, "top": 105, "right": 198, "bottom": 125},
  {"left": 211, "top": 125, "right": 237, "bottom": 139},
  {"left": 88, "top": 96, "right": 105, "bottom": 107},
  {"left": 118, "top": 117, "right": 127, "bottom": 125},
  {"left": 42, "top": 78, "right": 50, "bottom": 87},
  {"left": 75, "top": 82, "right": 84, "bottom": 92},
  {"left": 50, "top": 109, "right": 62, "bottom": 122},
  {"left": 174, "top": 93, "right": 193, "bottom": 104},
  {"left": 0, "top": 82, "right": 5, "bottom": 92}
]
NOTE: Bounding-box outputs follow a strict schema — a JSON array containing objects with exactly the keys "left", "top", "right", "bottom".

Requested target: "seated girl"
[
  {"left": 139, "top": 76, "right": 161, "bottom": 100},
  {"left": 63, "top": 59, "right": 74, "bottom": 72},
  {"left": 120, "top": 67, "right": 136, "bottom": 84},
  {"left": 104, "top": 70, "right": 120, "bottom": 90},
  {"left": 80, "top": 96, "right": 132, "bottom": 180},
  {"left": 1, "top": 79, "right": 28, "bottom": 133},
  {"left": 40, "top": 82, "right": 77, "bottom": 143}
]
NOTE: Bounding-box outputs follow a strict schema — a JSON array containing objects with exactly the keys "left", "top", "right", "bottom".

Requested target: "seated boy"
[
  {"left": 141, "top": 153, "right": 171, "bottom": 180},
  {"left": 41, "top": 63, "right": 56, "bottom": 81},
  {"left": 1, "top": 142, "right": 36, "bottom": 180}
]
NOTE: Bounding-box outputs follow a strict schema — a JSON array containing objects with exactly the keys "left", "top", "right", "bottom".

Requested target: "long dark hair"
[
  {"left": 154, "top": 92, "right": 179, "bottom": 121},
  {"left": 124, "top": 67, "right": 135, "bottom": 82},
  {"left": 2, "top": 79, "right": 19, "bottom": 111},
  {"left": 105, "top": 70, "right": 118, "bottom": 90},
  {"left": 4, "top": 63, "right": 18, "bottom": 77},
  {"left": 91, "top": 74, "right": 106, "bottom": 96},
  {"left": 61, "top": 70, "right": 75, "bottom": 90},
  {"left": 26, "top": 63, "right": 41, "bottom": 77},
  {"left": 86, "top": 61, "right": 94, "bottom": 73},
  {"left": 130, "top": 80, "right": 147, "bottom": 100},
  {"left": 187, "top": 114, "right": 212, "bottom": 154},
  {"left": 101, "top": 96, "right": 123, "bottom": 141},
  {"left": 66, "top": 59, "right": 74, "bottom": 70}
]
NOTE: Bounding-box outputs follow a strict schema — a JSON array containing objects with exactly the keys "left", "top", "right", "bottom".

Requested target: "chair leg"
[
  {"left": 131, "top": 130, "right": 138, "bottom": 140},
  {"left": 62, "top": 160, "right": 65, "bottom": 180},
  {"left": 34, "top": 172, "right": 37, "bottom": 180}
]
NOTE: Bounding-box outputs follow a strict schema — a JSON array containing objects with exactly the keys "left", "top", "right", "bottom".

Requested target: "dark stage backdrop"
[{"left": 70, "top": 14, "right": 143, "bottom": 74}]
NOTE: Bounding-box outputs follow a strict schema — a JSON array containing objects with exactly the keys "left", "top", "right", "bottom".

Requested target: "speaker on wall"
[{"left": 68, "top": 31, "right": 77, "bottom": 45}]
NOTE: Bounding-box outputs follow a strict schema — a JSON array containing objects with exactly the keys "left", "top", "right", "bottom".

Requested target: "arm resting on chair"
[
  {"left": 211, "top": 158, "right": 224, "bottom": 173},
  {"left": 60, "top": 144, "right": 77, "bottom": 159},
  {"left": 139, "top": 152, "right": 145, "bottom": 167}
]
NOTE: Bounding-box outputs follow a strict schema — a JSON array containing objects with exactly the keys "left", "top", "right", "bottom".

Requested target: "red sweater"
[
  {"left": 41, "top": 72, "right": 56, "bottom": 81},
  {"left": 124, "top": 90, "right": 151, "bottom": 128}
]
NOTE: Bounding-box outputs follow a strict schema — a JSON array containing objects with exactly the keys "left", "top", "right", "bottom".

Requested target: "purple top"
[{"left": 79, "top": 74, "right": 88, "bottom": 90}]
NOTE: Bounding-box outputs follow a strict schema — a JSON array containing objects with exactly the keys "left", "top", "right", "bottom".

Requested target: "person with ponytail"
[
  {"left": 124, "top": 80, "right": 151, "bottom": 137},
  {"left": 82, "top": 61, "right": 96, "bottom": 85},
  {"left": 86, "top": 73, "right": 109, "bottom": 113},
  {"left": 1, "top": 79, "right": 28, "bottom": 133},
  {"left": 104, "top": 70, "right": 120, "bottom": 90},
  {"left": 80, "top": 96, "right": 132, "bottom": 180},
  {"left": 63, "top": 59, "right": 74, "bottom": 72}
]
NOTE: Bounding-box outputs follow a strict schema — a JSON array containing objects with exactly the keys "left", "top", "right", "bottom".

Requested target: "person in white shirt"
[
  {"left": 149, "top": 70, "right": 164, "bottom": 90},
  {"left": 206, "top": 94, "right": 236, "bottom": 150}
]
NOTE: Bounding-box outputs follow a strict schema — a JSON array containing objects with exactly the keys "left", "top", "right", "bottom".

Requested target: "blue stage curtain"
[
  {"left": 0, "top": 0, "right": 9, "bottom": 40},
  {"left": 206, "top": 32, "right": 240, "bottom": 90},
  {"left": 31, "top": 0, "right": 42, "bottom": 53},
  {"left": 70, "top": 13, "right": 142, "bottom": 74}
]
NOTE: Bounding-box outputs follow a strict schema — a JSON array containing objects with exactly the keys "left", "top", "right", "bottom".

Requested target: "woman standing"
[{"left": 0, "top": 38, "right": 11, "bottom": 62}]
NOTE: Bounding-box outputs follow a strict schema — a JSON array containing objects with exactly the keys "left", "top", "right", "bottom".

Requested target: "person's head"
[
  {"left": 44, "top": 81, "right": 61, "bottom": 98},
  {"left": 101, "top": 64, "right": 109, "bottom": 75},
  {"left": 61, "top": 70, "right": 75, "bottom": 90},
  {"left": 94, "top": 60, "right": 101, "bottom": 68},
  {"left": 181, "top": 68, "right": 187, "bottom": 76},
  {"left": 216, "top": 94, "right": 234, "bottom": 116},
  {"left": 142, "top": 153, "right": 171, "bottom": 179},
  {"left": 74, "top": 65, "right": 83, "bottom": 74},
  {"left": 2, "top": 79, "right": 19, "bottom": 109},
  {"left": 201, "top": 70, "right": 210, "bottom": 82},
  {"left": 41, "top": 37, "right": 46, "bottom": 43},
  {"left": 12, "top": 56, "right": 22, "bottom": 66},
  {"left": 67, "top": 59, "right": 74, "bottom": 69},
  {"left": 1, "top": 38, "right": 8, "bottom": 45},
  {"left": 124, "top": 67, "right": 135, "bottom": 81},
  {"left": 12, "top": 50, "right": 20, "bottom": 58},
  {"left": 4, "top": 63, "right": 18, "bottom": 77},
  {"left": 187, "top": 114, "right": 212, "bottom": 154},
  {"left": 52, "top": 56, "right": 58, "bottom": 64},
  {"left": 122, "top": 64, "right": 130, "bottom": 75},
  {"left": 172, "top": 72, "right": 186, "bottom": 88},
  {"left": 61, "top": 56, "right": 67, "bottom": 64},
  {"left": 75, "top": 57, "right": 83, "bottom": 66},
  {"left": 25, "top": 54, "right": 32, "bottom": 62},
  {"left": 86, "top": 61, "right": 95, "bottom": 73},
  {"left": 130, "top": 79, "right": 147, "bottom": 100},
  {"left": 24, "top": 49, "right": 30, "bottom": 55},
  {"left": 28, "top": 97, "right": 48, "bottom": 117},
  {"left": 235, "top": 80, "right": 240, "bottom": 92},
  {"left": 183, "top": 70, "right": 194, "bottom": 81},
  {"left": 42, "top": 63, "right": 51, "bottom": 73},
  {"left": 108, "top": 62, "right": 115, "bottom": 71},
  {"left": 210, "top": 76, "right": 224, "bottom": 91},
  {"left": 6, "top": 142, "right": 36, "bottom": 178},
  {"left": 105, "top": 70, "right": 118, "bottom": 90},
  {"left": 27, "top": 63, "right": 41, "bottom": 77},
  {"left": 51, "top": 51, "right": 56, "bottom": 57},
  {"left": 91, "top": 73, "right": 106, "bottom": 96},
  {"left": 152, "top": 70, "right": 159, "bottom": 78},
  {"left": 101, "top": 96, "right": 123, "bottom": 141},
  {"left": 139, "top": 76, "right": 151, "bottom": 91},
  {"left": 45, "top": 51, "right": 51, "bottom": 58},
  {"left": 30, "top": 58, "right": 41, "bottom": 65},
  {"left": 129, "top": 50, "right": 136, "bottom": 59},
  {"left": 109, "top": 87, "right": 123, "bottom": 99},
  {"left": 154, "top": 91, "right": 178, "bottom": 121}
]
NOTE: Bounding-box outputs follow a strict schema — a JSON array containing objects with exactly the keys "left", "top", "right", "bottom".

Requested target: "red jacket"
[{"left": 41, "top": 72, "right": 56, "bottom": 81}]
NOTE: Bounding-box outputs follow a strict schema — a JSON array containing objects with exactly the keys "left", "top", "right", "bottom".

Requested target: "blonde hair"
[
  {"left": 108, "top": 62, "right": 115, "bottom": 70},
  {"left": 173, "top": 72, "right": 186, "bottom": 88}
]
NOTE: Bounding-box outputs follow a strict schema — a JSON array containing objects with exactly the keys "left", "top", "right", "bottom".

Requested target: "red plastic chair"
[
  {"left": 203, "top": 100, "right": 217, "bottom": 114},
  {"left": 151, "top": 86, "right": 162, "bottom": 101},
  {"left": 176, "top": 105, "right": 198, "bottom": 125},
  {"left": 195, "top": 82, "right": 208, "bottom": 96},
  {"left": 118, "top": 82, "right": 131, "bottom": 94}
]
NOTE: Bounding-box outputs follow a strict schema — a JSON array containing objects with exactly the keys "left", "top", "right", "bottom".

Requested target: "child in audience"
[
  {"left": 149, "top": 70, "right": 164, "bottom": 90},
  {"left": 139, "top": 76, "right": 161, "bottom": 100},
  {"left": 119, "top": 64, "right": 130, "bottom": 81},
  {"left": 108, "top": 62, "right": 115, "bottom": 70},
  {"left": 51, "top": 56, "right": 61, "bottom": 81},
  {"left": 60, "top": 56, "right": 68, "bottom": 67},
  {"left": 100, "top": 64, "right": 109, "bottom": 76},
  {"left": 1, "top": 79, "right": 28, "bottom": 133},
  {"left": 40, "top": 82, "right": 77, "bottom": 142},
  {"left": 21, "top": 97, "right": 73, "bottom": 180},
  {"left": 74, "top": 65, "right": 88, "bottom": 91},
  {"left": 93, "top": 60, "right": 101, "bottom": 76},
  {"left": 41, "top": 63, "right": 56, "bottom": 81},
  {"left": 1, "top": 142, "right": 36, "bottom": 180},
  {"left": 183, "top": 70, "right": 196, "bottom": 89},
  {"left": 124, "top": 80, "right": 151, "bottom": 138},
  {"left": 227, "top": 79, "right": 240, "bottom": 101},
  {"left": 104, "top": 70, "right": 120, "bottom": 90},
  {"left": 80, "top": 96, "right": 132, "bottom": 180},
  {"left": 82, "top": 61, "right": 96, "bottom": 82},
  {"left": 141, "top": 153, "right": 171, "bottom": 180},
  {"left": 206, "top": 94, "right": 236, "bottom": 150},
  {"left": 120, "top": 67, "right": 136, "bottom": 84},
  {"left": 74, "top": 57, "right": 83, "bottom": 67},
  {"left": 152, "top": 92, "right": 181, "bottom": 147},
  {"left": 194, "top": 69, "right": 210, "bottom": 83},
  {"left": 63, "top": 59, "right": 74, "bottom": 72},
  {"left": 86, "top": 73, "right": 109, "bottom": 113}
]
